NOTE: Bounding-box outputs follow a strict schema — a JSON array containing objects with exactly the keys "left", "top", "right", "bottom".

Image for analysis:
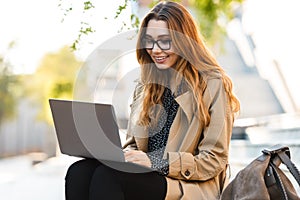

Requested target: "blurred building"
[{"left": 0, "top": 99, "right": 56, "bottom": 158}]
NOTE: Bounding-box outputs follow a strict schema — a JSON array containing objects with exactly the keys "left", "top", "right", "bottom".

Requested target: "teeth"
[{"left": 156, "top": 56, "right": 166, "bottom": 61}]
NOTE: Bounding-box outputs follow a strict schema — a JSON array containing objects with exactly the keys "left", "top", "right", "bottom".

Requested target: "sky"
[{"left": 0, "top": 0, "right": 132, "bottom": 74}]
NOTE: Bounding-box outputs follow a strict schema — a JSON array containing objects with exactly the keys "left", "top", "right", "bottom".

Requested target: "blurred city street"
[
  {"left": 1, "top": 25, "right": 299, "bottom": 200},
  {"left": 1, "top": 0, "right": 300, "bottom": 199}
]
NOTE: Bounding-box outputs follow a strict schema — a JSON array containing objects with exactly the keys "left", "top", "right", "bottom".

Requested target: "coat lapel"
[
  {"left": 174, "top": 91, "right": 195, "bottom": 124},
  {"left": 163, "top": 90, "right": 198, "bottom": 158}
]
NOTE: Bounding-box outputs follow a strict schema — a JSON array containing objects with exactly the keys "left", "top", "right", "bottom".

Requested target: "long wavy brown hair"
[{"left": 136, "top": 1, "right": 240, "bottom": 127}]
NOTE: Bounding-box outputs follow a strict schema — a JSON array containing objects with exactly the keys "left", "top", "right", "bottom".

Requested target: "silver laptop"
[{"left": 49, "top": 99, "right": 154, "bottom": 173}]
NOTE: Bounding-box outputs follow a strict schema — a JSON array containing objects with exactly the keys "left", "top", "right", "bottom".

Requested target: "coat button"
[{"left": 184, "top": 170, "right": 190, "bottom": 176}]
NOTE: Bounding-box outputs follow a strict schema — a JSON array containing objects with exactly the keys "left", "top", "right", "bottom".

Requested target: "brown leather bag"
[{"left": 221, "top": 144, "right": 300, "bottom": 200}]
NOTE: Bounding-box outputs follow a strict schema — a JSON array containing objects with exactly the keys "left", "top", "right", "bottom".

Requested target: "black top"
[{"left": 147, "top": 86, "right": 180, "bottom": 175}]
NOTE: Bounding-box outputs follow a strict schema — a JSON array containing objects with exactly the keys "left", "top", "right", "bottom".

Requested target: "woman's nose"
[{"left": 152, "top": 42, "right": 162, "bottom": 53}]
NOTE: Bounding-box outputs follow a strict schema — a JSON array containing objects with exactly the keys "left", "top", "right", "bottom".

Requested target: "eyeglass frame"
[{"left": 142, "top": 38, "right": 172, "bottom": 50}]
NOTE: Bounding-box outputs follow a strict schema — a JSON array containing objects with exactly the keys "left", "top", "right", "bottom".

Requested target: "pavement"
[{"left": 0, "top": 154, "right": 80, "bottom": 200}]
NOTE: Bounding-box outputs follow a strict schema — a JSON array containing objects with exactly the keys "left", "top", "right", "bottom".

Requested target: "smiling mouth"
[{"left": 154, "top": 56, "right": 168, "bottom": 63}]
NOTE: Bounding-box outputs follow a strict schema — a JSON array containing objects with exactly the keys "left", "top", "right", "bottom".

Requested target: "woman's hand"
[{"left": 124, "top": 150, "right": 151, "bottom": 168}]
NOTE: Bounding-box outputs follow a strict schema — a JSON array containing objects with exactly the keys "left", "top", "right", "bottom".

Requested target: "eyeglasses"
[{"left": 142, "top": 38, "right": 172, "bottom": 50}]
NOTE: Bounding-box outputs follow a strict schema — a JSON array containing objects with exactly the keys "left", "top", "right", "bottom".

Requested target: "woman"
[{"left": 65, "top": 1, "right": 240, "bottom": 199}]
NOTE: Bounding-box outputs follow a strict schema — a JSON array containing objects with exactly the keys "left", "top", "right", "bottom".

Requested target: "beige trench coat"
[{"left": 123, "top": 77, "right": 234, "bottom": 200}]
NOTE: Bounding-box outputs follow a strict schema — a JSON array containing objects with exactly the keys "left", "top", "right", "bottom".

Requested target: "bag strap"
[
  {"left": 269, "top": 162, "right": 289, "bottom": 200},
  {"left": 277, "top": 151, "right": 300, "bottom": 186},
  {"left": 263, "top": 144, "right": 300, "bottom": 187}
]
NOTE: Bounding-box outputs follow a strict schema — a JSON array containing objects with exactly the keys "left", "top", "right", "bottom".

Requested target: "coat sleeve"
[{"left": 167, "top": 78, "right": 234, "bottom": 181}]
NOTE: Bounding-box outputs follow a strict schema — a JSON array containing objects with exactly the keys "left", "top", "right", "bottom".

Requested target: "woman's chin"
[{"left": 155, "top": 63, "right": 171, "bottom": 70}]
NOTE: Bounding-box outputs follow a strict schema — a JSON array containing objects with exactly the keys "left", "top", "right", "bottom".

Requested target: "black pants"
[{"left": 65, "top": 159, "right": 167, "bottom": 200}]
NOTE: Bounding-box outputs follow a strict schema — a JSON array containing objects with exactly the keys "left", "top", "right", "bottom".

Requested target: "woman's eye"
[
  {"left": 146, "top": 39, "right": 153, "bottom": 44},
  {"left": 160, "top": 40, "right": 170, "bottom": 44}
]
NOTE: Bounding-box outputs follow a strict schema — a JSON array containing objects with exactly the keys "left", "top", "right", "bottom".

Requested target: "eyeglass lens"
[{"left": 143, "top": 39, "right": 171, "bottom": 50}]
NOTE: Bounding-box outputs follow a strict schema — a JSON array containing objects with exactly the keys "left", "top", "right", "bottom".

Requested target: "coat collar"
[
  {"left": 175, "top": 90, "right": 195, "bottom": 124},
  {"left": 168, "top": 74, "right": 196, "bottom": 124}
]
